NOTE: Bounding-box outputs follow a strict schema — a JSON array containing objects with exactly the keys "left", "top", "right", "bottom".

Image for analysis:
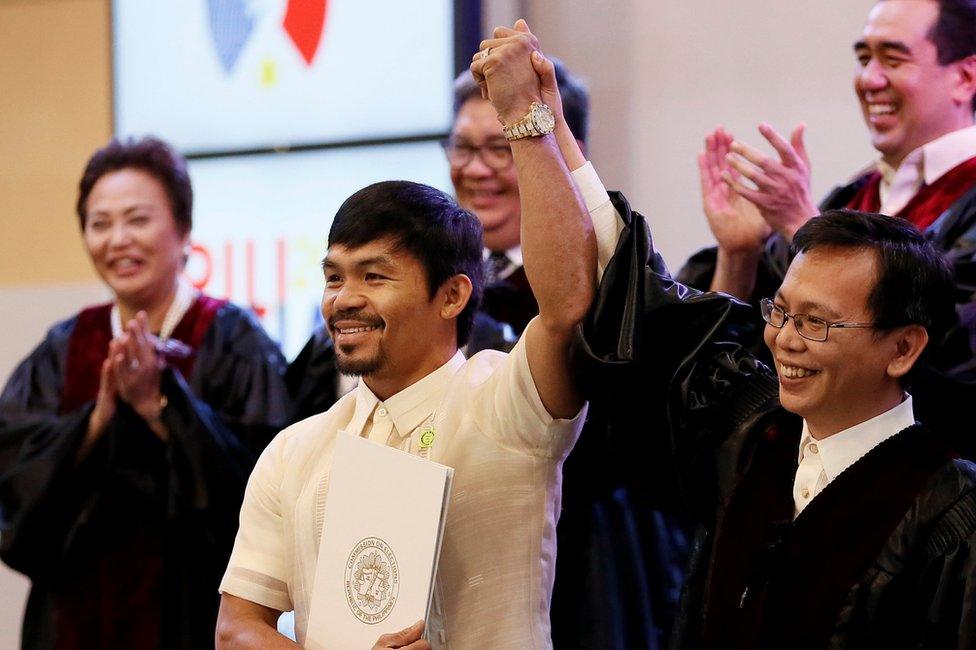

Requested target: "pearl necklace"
[{"left": 111, "top": 277, "right": 198, "bottom": 340}]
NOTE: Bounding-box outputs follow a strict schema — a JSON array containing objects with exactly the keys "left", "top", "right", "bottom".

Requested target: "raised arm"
[
  {"left": 470, "top": 29, "right": 621, "bottom": 283},
  {"left": 576, "top": 191, "right": 779, "bottom": 518},
  {"left": 472, "top": 20, "right": 596, "bottom": 419}
]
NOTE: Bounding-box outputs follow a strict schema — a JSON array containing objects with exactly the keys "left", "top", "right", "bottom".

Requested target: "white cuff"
[
  {"left": 571, "top": 162, "right": 623, "bottom": 281},
  {"left": 571, "top": 161, "right": 612, "bottom": 213}
]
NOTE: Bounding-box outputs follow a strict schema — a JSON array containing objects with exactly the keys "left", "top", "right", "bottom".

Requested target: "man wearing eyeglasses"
[{"left": 575, "top": 196, "right": 976, "bottom": 647}]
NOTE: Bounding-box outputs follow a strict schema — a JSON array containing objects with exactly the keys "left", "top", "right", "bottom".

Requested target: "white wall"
[
  {"left": 520, "top": 0, "right": 877, "bottom": 269},
  {"left": 0, "top": 283, "right": 110, "bottom": 386}
]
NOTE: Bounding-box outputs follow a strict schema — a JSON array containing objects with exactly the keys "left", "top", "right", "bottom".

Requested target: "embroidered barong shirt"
[{"left": 220, "top": 323, "right": 586, "bottom": 648}]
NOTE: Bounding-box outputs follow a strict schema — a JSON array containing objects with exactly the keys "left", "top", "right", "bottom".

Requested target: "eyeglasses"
[
  {"left": 442, "top": 138, "right": 514, "bottom": 171},
  {"left": 760, "top": 298, "right": 875, "bottom": 342}
]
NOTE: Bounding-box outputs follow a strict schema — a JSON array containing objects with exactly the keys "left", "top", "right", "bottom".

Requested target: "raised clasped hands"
[
  {"left": 699, "top": 127, "right": 772, "bottom": 255},
  {"left": 81, "top": 311, "right": 167, "bottom": 460},
  {"left": 722, "top": 122, "right": 818, "bottom": 242},
  {"left": 112, "top": 311, "right": 166, "bottom": 430},
  {"left": 470, "top": 19, "right": 548, "bottom": 126},
  {"left": 113, "top": 311, "right": 164, "bottom": 420}
]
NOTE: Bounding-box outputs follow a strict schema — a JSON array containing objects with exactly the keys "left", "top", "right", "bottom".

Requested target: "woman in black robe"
[{"left": 0, "top": 137, "right": 290, "bottom": 649}]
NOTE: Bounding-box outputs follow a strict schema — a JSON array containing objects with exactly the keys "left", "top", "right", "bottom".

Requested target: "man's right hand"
[
  {"left": 476, "top": 22, "right": 586, "bottom": 173},
  {"left": 723, "top": 122, "right": 818, "bottom": 242},
  {"left": 699, "top": 127, "right": 771, "bottom": 255},
  {"left": 372, "top": 620, "right": 430, "bottom": 650}
]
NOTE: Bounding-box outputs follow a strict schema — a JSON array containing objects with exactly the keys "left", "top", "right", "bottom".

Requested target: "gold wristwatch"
[{"left": 502, "top": 101, "right": 556, "bottom": 141}]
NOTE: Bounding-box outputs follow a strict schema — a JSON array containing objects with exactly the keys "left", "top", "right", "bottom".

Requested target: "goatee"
[{"left": 335, "top": 347, "right": 385, "bottom": 377}]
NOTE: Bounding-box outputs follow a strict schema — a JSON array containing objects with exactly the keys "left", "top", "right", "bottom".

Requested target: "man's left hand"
[{"left": 372, "top": 620, "right": 430, "bottom": 650}]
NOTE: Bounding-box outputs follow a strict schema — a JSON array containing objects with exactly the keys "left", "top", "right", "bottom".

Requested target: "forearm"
[
  {"left": 709, "top": 247, "right": 762, "bottom": 300},
  {"left": 76, "top": 411, "right": 105, "bottom": 464},
  {"left": 138, "top": 398, "right": 170, "bottom": 442},
  {"left": 216, "top": 595, "right": 298, "bottom": 650},
  {"left": 216, "top": 621, "right": 299, "bottom": 649},
  {"left": 513, "top": 134, "right": 596, "bottom": 329},
  {"left": 554, "top": 121, "right": 586, "bottom": 173}
]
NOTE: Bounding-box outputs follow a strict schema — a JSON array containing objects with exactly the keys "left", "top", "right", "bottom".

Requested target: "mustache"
[{"left": 328, "top": 309, "right": 385, "bottom": 329}]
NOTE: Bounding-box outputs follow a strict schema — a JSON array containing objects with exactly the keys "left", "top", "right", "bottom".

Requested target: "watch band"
[{"left": 503, "top": 102, "right": 555, "bottom": 141}]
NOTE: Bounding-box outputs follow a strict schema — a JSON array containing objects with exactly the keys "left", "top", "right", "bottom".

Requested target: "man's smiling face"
[
  {"left": 322, "top": 237, "right": 449, "bottom": 384},
  {"left": 854, "top": 0, "right": 971, "bottom": 167},
  {"left": 764, "top": 247, "right": 907, "bottom": 437}
]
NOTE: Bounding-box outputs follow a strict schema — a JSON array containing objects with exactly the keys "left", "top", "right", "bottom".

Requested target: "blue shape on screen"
[{"left": 207, "top": 0, "right": 254, "bottom": 74}]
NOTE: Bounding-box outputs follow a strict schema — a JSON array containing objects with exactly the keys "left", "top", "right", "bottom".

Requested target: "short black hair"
[
  {"left": 328, "top": 181, "right": 484, "bottom": 347},
  {"left": 77, "top": 136, "right": 192, "bottom": 234},
  {"left": 452, "top": 57, "right": 590, "bottom": 143},
  {"left": 893, "top": 0, "right": 976, "bottom": 111},
  {"left": 792, "top": 209, "right": 955, "bottom": 376}
]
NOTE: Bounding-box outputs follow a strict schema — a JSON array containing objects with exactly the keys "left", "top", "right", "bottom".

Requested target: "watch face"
[{"left": 530, "top": 103, "right": 555, "bottom": 134}]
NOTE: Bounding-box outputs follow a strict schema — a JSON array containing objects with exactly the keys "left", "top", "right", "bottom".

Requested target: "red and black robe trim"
[
  {"left": 845, "top": 156, "right": 976, "bottom": 231},
  {"left": 59, "top": 295, "right": 226, "bottom": 414}
]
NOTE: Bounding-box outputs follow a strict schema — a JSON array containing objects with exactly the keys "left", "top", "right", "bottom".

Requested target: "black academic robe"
[
  {"left": 578, "top": 191, "right": 976, "bottom": 649},
  {"left": 285, "top": 323, "right": 339, "bottom": 423},
  {"left": 0, "top": 297, "right": 290, "bottom": 649},
  {"left": 476, "top": 268, "right": 691, "bottom": 648}
]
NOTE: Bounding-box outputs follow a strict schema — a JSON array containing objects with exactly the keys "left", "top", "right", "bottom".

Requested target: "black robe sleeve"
[
  {"left": 159, "top": 305, "right": 291, "bottom": 645},
  {"left": 903, "top": 461, "right": 976, "bottom": 649},
  {"left": 918, "top": 531, "right": 976, "bottom": 648},
  {"left": 161, "top": 304, "right": 291, "bottom": 556},
  {"left": 833, "top": 462, "right": 976, "bottom": 649},
  {"left": 0, "top": 319, "right": 94, "bottom": 575},
  {"left": 285, "top": 324, "right": 339, "bottom": 423},
  {"left": 576, "top": 192, "right": 779, "bottom": 522}
]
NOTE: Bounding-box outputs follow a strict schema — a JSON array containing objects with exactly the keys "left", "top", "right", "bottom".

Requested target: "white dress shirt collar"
[
  {"left": 346, "top": 351, "right": 467, "bottom": 441},
  {"left": 798, "top": 394, "right": 916, "bottom": 482},
  {"left": 877, "top": 124, "right": 976, "bottom": 214},
  {"left": 878, "top": 124, "right": 976, "bottom": 184}
]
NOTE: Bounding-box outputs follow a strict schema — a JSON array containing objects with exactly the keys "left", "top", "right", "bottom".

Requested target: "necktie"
[{"left": 484, "top": 251, "right": 510, "bottom": 286}]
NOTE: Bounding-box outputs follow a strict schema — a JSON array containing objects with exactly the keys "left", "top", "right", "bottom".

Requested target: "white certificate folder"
[{"left": 305, "top": 432, "right": 454, "bottom": 649}]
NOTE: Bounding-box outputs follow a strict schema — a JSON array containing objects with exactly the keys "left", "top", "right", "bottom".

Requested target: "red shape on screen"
[{"left": 283, "top": 0, "right": 328, "bottom": 65}]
